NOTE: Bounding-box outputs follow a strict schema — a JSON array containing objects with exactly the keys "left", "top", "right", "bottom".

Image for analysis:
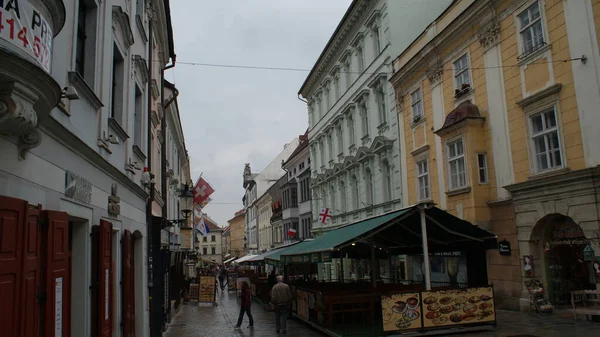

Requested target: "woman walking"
[{"left": 235, "top": 281, "right": 254, "bottom": 328}]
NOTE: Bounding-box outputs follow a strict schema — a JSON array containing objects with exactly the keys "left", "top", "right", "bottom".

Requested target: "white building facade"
[
  {"left": 242, "top": 138, "right": 299, "bottom": 254},
  {"left": 298, "top": 0, "right": 452, "bottom": 233},
  {"left": 197, "top": 216, "right": 223, "bottom": 264},
  {"left": 281, "top": 132, "right": 312, "bottom": 244},
  {"left": 0, "top": 1, "right": 175, "bottom": 336}
]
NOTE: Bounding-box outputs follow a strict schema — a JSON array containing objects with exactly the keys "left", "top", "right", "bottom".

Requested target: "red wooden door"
[
  {"left": 122, "top": 230, "right": 134, "bottom": 337},
  {"left": 98, "top": 220, "right": 112, "bottom": 337},
  {"left": 20, "top": 204, "right": 42, "bottom": 337},
  {"left": 0, "top": 196, "right": 28, "bottom": 337},
  {"left": 42, "top": 210, "right": 71, "bottom": 337}
]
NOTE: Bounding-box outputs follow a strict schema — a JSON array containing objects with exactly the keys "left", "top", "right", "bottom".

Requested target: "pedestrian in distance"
[
  {"left": 234, "top": 281, "right": 254, "bottom": 329},
  {"left": 270, "top": 275, "right": 292, "bottom": 334}
]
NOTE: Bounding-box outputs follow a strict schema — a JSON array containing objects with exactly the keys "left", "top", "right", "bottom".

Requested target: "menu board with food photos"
[
  {"left": 421, "top": 287, "right": 495, "bottom": 328},
  {"left": 382, "top": 293, "right": 422, "bottom": 332},
  {"left": 199, "top": 276, "right": 216, "bottom": 303}
]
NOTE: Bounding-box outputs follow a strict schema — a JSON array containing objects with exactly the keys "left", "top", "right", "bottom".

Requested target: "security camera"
[
  {"left": 62, "top": 86, "right": 80, "bottom": 100},
  {"left": 108, "top": 134, "right": 119, "bottom": 144}
]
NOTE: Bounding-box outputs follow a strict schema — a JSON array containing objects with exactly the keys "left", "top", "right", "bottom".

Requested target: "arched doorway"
[{"left": 535, "top": 214, "right": 593, "bottom": 305}]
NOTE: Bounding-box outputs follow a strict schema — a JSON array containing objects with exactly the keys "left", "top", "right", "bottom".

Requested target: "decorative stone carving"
[
  {"left": 478, "top": 20, "right": 501, "bottom": 52},
  {"left": 427, "top": 64, "right": 444, "bottom": 87},
  {"left": 108, "top": 183, "right": 121, "bottom": 216},
  {"left": 0, "top": 82, "right": 39, "bottom": 135},
  {"left": 18, "top": 129, "right": 42, "bottom": 161},
  {"left": 0, "top": 82, "right": 46, "bottom": 160}
]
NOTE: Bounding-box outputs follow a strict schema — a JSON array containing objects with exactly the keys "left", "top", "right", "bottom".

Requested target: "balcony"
[{"left": 0, "top": 0, "right": 66, "bottom": 160}]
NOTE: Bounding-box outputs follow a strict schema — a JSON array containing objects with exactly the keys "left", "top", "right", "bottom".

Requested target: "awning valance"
[{"left": 264, "top": 240, "right": 315, "bottom": 266}]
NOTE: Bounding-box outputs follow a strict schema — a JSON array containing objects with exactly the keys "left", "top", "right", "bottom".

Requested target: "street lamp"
[{"left": 179, "top": 183, "right": 194, "bottom": 227}]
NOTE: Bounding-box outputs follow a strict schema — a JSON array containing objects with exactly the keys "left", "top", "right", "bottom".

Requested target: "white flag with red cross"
[{"left": 319, "top": 208, "right": 333, "bottom": 224}]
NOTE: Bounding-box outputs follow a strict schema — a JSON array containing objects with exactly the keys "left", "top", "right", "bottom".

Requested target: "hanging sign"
[
  {"left": 498, "top": 240, "right": 511, "bottom": 256},
  {"left": 0, "top": 0, "right": 54, "bottom": 72}
]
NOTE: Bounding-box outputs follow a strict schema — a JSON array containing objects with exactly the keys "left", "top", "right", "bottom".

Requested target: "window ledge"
[
  {"left": 68, "top": 72, "right": 103, "bottom": 110},
  {"left": 411, "top": 116, "right": 425, "bottom": 127},
  {"left": 133, "top": 145, "right": 146, "bottom": 160},
  {"left": 361, "top": 134, "right": 370, "bottom": 145},
  {"left": 528, "top": 167, "right": 570, "bottom": 181},
  {"left": 108, "top": 117, "right": 130, "bottom": 140},
  {"left": 446, "top": 186, "right": 471, "bottom": 197},
  {"left": 518, "top": 43, "right": 552, "bottom": 66},
  {"left": 377, "top": 122, "right": 388, "bottom": 130},
  {"left": 411, "top": 145, "right": 430, "bottom": 157}
]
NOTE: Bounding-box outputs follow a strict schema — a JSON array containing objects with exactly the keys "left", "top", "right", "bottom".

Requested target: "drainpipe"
[
  {"left": 146, "top": 14, "right": 155, "bottom": 337},
  {"left": 159, "top": 57, "right": 176, "bottom": 330}
]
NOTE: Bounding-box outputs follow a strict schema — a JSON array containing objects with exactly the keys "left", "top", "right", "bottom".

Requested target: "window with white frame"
[
  {"left": 337, "top": 124, "right": 344, "bottom": 155},
  {"left": 417, "top": 159, "right": 430, "bottom": 200},
  {"left": 351, "top": 175, "right": 359, "bottom": 209},
  {"left": 365, "top": 168, "right": 374, "bottom": 205},
  {"left": 339, "top": 180, "right": 346, "bottom": 212},
  {"left": 382, "top": 160, "right": 392, "bottom": 202},
  {"left": 518, "top": 1, "right": 545, "bottom": 56},
  {"left": 320, "top": 140, "right": 325, "bottom": 167},
  {"left": 357, "top": 46, "right": 365, "bottom": 73},
  {"left": 373, "top": 26, "right": 381, "bottom": 54},
  {"left": 327, "top": 133, "right": 333, "bottom": 161},
  {"left": 376, "top": 86, "right": 387, "bottom": 125},
  {"left": 411, "top": 88, "right": 423, "bottom": 120},
  {"left": 359, "top": 100, "right": 369, "bottom": 136},
  {"left": 530, "top": 107, "right": 563, "bottom": 172},
  {"left": 330, "top": 185, "right": 336, "bottom": 212},
  {"left": 344, "top": 60, "right": 352, "bottom": 90},
  {"left": 453, "top": 54, "right": 470, "bottom": 88},
  {"left": 447, "top": 138, "right": 467, "bottom": 190},
  {"left": 347, "top": 114, "right": 355, "bottom": 145},
  {"left": 477, "top": 153, "right": 489, "bottom": 183}
]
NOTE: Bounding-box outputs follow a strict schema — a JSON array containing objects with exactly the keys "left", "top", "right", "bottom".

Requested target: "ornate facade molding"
[
  {"left": 478, "top": 20, "right": 501, "bottom": 52},
  {"left": 427, "top": 62, "right": 444, "bottom": 87},
  {"left": 112, "top": 6, "right": 135, "bottom": 47}
]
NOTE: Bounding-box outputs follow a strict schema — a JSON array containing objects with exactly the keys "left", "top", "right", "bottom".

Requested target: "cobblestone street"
[{"left": 164, "top": 290, "right": 599, "bottom": 337}]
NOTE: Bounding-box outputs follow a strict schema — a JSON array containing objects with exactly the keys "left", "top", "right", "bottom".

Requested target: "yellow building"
[
  {"left": 391, "top": 0, "right": 600, "bottom": 311},
  {"left": 228, "top": 209, "right": 247, "bottom": 258}
]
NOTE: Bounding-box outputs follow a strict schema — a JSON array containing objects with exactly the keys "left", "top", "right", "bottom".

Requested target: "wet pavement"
[{"left": 163, "top": 290, "right": 599, "bottom": 337}]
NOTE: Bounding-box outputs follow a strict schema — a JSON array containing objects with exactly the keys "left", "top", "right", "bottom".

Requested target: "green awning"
[
  {"left": 264, "top": 239, "right": 315, "bottom": 265},
  {"left": 241, "top": 241, "right": 303, "bottom": 265},
  {"left": 281, "top": 209, "right": 411, "bottom": 263}
]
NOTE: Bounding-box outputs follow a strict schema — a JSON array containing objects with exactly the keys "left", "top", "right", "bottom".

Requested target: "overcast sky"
[{"left": 168, "top": 0, "right": 352, "bottom": 227}]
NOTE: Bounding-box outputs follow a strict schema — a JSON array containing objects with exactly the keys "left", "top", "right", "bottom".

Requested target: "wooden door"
[
  {"left": 98, "top": 220, "right": 112, "bottom": 337},
  {"left": 20, "top": 204, "right": 42, "bottom": 337},
  {"left": 122, "top": 230, "right": 135, "bottom": 337},
  {"left": 0, "top": 196, "right": 28, "bottom": 337},
  {"left": 42, "top": 210, "right": 71, "bottom": 337}
]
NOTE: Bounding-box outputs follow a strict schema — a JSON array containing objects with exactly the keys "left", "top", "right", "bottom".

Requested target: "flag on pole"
[
  {"left": 287, "top": 228, "right": 297, "bottom": 238},
  {"left": 197, "top": 197, "right": 212, "bottom": 210},
  {"left": 193, "top": 204, "right": 211, "bottom": 237},
  {"left": 193, "top": 176, "right": 215, "bottom": 206},
  {"left": 319, "top": 208, "right": 333, "bottom": 224}
]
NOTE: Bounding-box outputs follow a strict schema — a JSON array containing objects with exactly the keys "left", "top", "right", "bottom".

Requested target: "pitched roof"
[
  {"left": 283, "top": 129, "right": 309, "bottom": 167},
  {"left": 203, "top": 217, "right": 222, "bottom": 231}
]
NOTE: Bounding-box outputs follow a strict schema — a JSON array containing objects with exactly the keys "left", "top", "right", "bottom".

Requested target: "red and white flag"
[
  {"left": 319, "top": 208, "right": 333, "bottom": 224},
  {"left": 193, "top": 176, "right": 215, "bottom": 206},
  {"left": 287, "top": 228, "right": 297, "bottom": 238}
]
